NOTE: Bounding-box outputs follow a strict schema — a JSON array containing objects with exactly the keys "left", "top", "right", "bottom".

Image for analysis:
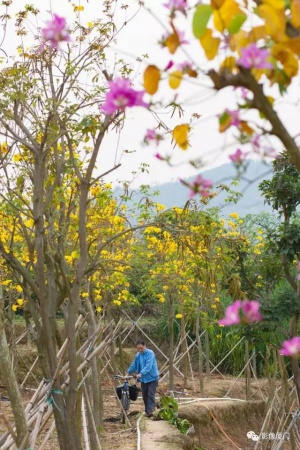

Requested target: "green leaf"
[
  {"left": 192, "top": 4, "right": 212, "bottom": 38},
  {"left": 219, "top": 112, "right": 229, "bottom": 125},
  {"left": 228, "top": 13, "right": 247, "bottom": 35}
]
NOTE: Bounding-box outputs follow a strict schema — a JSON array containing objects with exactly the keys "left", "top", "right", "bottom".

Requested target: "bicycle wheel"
[{"left": 121, "top": 391, "right": 130, "bottom": 424}]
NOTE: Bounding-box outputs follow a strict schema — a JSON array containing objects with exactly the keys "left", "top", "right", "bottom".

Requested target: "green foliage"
[
  {"left": 157, "top": 396, "right": 191, "bottom": 435},
  {"left": 192, "top": 5, "right": 212, "bottom": 38},
  {"left": 259, "top": 153, "right": 300, "bottom": 221},
  {"left": 262, "top": 280, "right": 300, "bottom": 321},
  {"left": 274, "top": 222, "right": 300, "bottom": 262}
]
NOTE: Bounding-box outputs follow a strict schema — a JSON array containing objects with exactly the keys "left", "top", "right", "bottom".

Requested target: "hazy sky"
[{"left": 2, "top": 0, "right": 300, "bottom": 187}]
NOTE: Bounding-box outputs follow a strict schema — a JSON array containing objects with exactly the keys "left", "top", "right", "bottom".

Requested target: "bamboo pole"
[
  {"left": 83, "top": 383, "right": 102, "bottom": 450},
  {"left": 0, "top": 317, "right": 125, "bottom": 448},
  {"left": 39, "top": 420, "right": 55, "bottom": 450},
  {"left": 20, "top": 356, "right": 39, "bottom": 389},
  {"left": 82, "top": 396, "right": 90, "bottom": 450},
  {"left": 0, "top": 414, "right": 18, "bottom": 446},
  {"left": 29, "top": 403, "right": 45, "bottom": 448}
]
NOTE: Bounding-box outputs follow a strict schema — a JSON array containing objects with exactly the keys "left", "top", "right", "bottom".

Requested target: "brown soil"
[{"left": 0, "top": 350, "right": 295, "bottom": 450}]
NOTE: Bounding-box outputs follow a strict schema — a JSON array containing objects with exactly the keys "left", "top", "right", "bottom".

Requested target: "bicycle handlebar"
[{"left": 112, "top": 375, "right": 135, "bottom": 380}]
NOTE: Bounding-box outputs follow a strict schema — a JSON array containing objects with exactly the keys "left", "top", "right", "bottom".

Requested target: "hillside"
[{"left": 140, "top": 161, "right": 274, "bottom": 217}]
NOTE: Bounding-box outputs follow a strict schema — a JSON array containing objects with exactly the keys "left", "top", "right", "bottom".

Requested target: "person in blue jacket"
[{"left": 127, "top": 340, "right": 159, "bottom": 417}]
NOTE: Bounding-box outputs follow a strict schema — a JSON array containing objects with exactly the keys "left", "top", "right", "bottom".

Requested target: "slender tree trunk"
[
  {"left": 0, "top": 287, "right": 28, "bottom": 447},
  {"left": 252, "top": 348, "right": 257, "bottom": 378},
  {"left": 86, "top": 297, "right": 102, "bottom": 447},
  {"left": 180, "top": 316, "right": 188, "bottom": 389},
  {"left": 245, "top": 340, "right": 251, "bottom": 400},
  {"left": 196, "top": 302, "right": 204, "bottom": 395},
  {"left": 168, "top": 295, "right": 174, "bottom": 391},
  {"left": 205, "top": 329, "right": 210, "bottom": 381}
]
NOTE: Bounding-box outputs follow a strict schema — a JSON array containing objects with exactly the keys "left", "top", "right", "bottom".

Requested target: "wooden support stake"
[
  {"left": 39, "top": 420, "right": 55, "bottom": 450},
  {"left": 0, "top": 414, "right": 18, "bottom": 446}
]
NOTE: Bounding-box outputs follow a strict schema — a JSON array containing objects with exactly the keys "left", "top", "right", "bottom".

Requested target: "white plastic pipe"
[{"left": 137, "top": 412, "right": 145, "bottom": 450}]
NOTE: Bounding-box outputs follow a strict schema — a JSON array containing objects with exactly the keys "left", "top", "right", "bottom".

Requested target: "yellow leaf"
[
  {"left": 286, "top": 37, "right": 300, "bottom": 56},
  {"left": 200, "top": 29, "right": 220, "bottom": 60},
  {"left": 169, "top": 70, "right": 183, "bottom": 89},
  {"left": 272, "top": 44, "right": 299, "bottom": 78},
  {"left": 165, "top": 31, "right": 180, "bottom": 54},
  {"left": 173, "top": 124, "right": 190, "bottom": 150},
  {"left": 291, "top": 0, "right": 300, "bottom": 27},
  {"left": 74, "top": 5, "right": 84, "bottom": 12},
  {"left": 261, "top": 0, "right": 285, "bottom": 9},
  {"left": 220, "top": 56, "right": 237, "bottom": 72},
  {"left": 240, "top": 121, "right": 254, "bottom": 135},
  {"left": 257, "top": 4, "right": 286, "bottom": 41},
  {"left": 230, "top": 30, "right": 248, "bottom": 53},
  {"left": 143, "top": 65, "right": 161, "bottom": 95},
  {"left": 210, "top": 0, "right": 226, "bottom": 8},
  {"left": 187, "top": 68, "right": 198, "bottom": 78},
  {"left": 213, "top": 0, "right": 240, "bottom": 32},
  {"left": 248, "top": 25, "right": 267, "bottom": 42}
]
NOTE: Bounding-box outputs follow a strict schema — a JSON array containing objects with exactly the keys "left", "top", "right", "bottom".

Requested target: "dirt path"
[{"left": 141, "top": 418, "right": 183, "bottom": 450}]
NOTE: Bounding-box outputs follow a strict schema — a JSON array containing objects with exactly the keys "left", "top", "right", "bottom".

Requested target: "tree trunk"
[
  {"left": 86, "top": 297, "right": 102, "bottom": 447},
  {"left": 205, "top": 329, "right": 210, "bottom": 381},
  {"left": 0, "top": 287, "right": 28, "bottom": 447},
  {"left": 168, "top": 295, "right": 174, "bottom": 391},
  {"left": 245, "top": 339, "right": 251, "bottom": 400},
  {"left": 196, "top": 303, "right": 204, "bottom": 395},
  {"left": 180, "top": 316, "right": 188, "bottom": 389}
]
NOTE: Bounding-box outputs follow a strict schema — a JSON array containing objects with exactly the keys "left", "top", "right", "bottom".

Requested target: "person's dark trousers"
[{"left": 141, "top": 380, "right": 158, "bottom": 414}]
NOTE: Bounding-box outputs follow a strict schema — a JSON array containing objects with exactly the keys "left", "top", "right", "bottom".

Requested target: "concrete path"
[{"left": 141, "top": 418, "right": 183, "bottom": 450}]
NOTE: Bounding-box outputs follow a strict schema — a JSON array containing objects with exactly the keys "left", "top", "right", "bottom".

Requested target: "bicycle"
[{"left": 112, "top": 375, "right": 140, "bottom": 424}]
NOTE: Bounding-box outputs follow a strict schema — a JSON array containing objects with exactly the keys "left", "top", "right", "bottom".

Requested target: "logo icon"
[{"left": 247, "top": 431, "right": 259, "bottom": 441}]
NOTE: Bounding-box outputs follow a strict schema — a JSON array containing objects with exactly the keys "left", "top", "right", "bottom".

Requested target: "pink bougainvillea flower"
[
  {"left": 251, "top": 134, "right": 261, "bottom": 152},
  {"left": 41, "top": 14, "right": 70, "bottom": 49},
  {"left": 163, "top": 0, "right": 188, "bottom": 15},
  {"left": 280, "top": 337, "right": 300, "bottom": 357},
  {"left": 178, "top": 30, "right": 189, "bottom": 45},
  {"left": 229, "top": 148, "right": 248, "bottom": 165},
  {"left": 242, "top": 300, "right": 263, "bottom": 323},
  {"left": 219, "top": 300, "right": 263, "bottom": 326},
  {"left": 225, "top": 109, "right": 241, "bottom": 127},
  {"left": 234, "top": 86, "right": 251, "bottom": 100},
  {"left": 218, "top": 300, "right": 242, "bottom": 326},
  {"left": 262, "top": 146, "right": 277, "bottom": 158},
  {"left": 183, "top": 174, "right": 213, "bottom": 198},
  {"left": 177, "top": 61, "right": 193, "bottom": 72},
  {"left": 101, "top": 78, "right": 148, "bottom": 115},
  {"left": 144, "top": 129, "right": 163, "bottom": 146},
  {"left": 145, "top": 129, "right": 156, "bottom": 141},
  {"left": 237, "top": 44, "right": 273, "bottom": 70},
  {"left": 164, "top": 60, "right": 174, "bottom": 71}
]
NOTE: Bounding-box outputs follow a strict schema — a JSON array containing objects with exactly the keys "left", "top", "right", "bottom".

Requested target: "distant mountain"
[{"left": 135, "top": 161, "right": 274, "bottom": 217}]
